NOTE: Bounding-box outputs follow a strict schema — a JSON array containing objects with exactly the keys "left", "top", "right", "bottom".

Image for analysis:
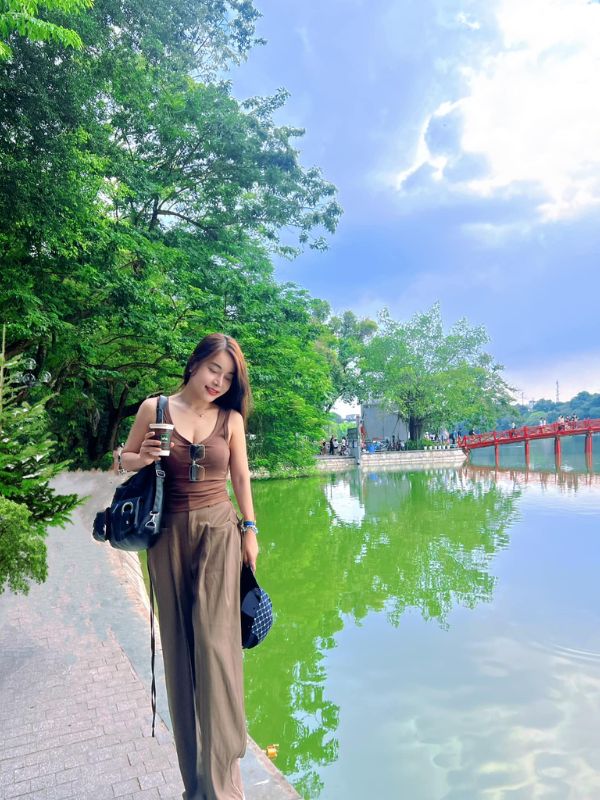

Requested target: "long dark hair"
[{"left": 183, "top": 333, "right": 252, "bottom": 423}]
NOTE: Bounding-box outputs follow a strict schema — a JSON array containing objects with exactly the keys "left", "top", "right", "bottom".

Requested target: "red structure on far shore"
[{"left": 459, "top": 418, "right": 600, "bottom": 469}]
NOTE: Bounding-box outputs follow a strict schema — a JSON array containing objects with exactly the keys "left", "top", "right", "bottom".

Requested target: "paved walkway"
[{"left": 0, "top": 472, "right": 300, "bottom": 800}]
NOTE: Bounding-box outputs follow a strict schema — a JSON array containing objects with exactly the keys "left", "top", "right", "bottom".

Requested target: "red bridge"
[{"left": 458, "top": 418, "right": 600, "bottom": 469}]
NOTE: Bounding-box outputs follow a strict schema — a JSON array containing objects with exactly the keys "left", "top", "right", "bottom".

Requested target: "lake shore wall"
[{"left": 315, "top": 450, "right": 467, "bottom": 472}]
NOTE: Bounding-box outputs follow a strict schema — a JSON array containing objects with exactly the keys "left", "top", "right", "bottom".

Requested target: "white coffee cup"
[{"left": 149, "top": 423, "right": 175, "bottom": 456}]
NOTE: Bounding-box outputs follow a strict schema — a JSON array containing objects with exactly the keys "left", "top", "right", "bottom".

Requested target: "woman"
[{"left": 121, "top": 333, "right": 259, "bottom": 800}]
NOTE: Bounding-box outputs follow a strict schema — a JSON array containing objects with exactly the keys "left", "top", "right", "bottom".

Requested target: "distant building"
[{"left": 361, "top": 404, "right": 409, "bottom": 442}]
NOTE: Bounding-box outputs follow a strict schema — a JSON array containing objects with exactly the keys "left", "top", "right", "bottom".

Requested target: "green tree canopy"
[
  {"left": 505, "top": 391, "right": 600, "bottom": 430},
  {"left": 359, "top": 303, "right": 512, "bottom": 440},
  {"left": 0, "top": 0, "right": 91, "bottom": 59},
  {"left": 318, "top": 310, "right": 377, "bottom": 411},
  {"left": 0, "top": 0, "right": 341, "bottom": 469},
  {"left": 0, "top": 329, "right": 81, "bottom": 595}
]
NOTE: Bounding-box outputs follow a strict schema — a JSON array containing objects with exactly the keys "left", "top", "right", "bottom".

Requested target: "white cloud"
[
  {"left": 456, "top": 11, "right": 480, "bottom": 31},
  {"left": 397, "top": 0, "right": 600, "bottom": 222}
]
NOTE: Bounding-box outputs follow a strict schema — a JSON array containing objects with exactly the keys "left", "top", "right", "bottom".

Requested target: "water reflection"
[
  {"left": 246, "top": 469, "right": 520, "bottom": 798},
  {"left": 469, "top": 432, "right": 600, "bottom": 474},
  {"left": 322, "top": 475, "right": 365, "bottom": 526},
  {"left": 467, "top": 463, "right": 600, "bottom": 493}
]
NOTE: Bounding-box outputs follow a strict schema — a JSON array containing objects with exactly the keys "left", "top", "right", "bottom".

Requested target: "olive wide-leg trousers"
[{"left": 148, "top": 501, "right": 246, "bottom": 800}]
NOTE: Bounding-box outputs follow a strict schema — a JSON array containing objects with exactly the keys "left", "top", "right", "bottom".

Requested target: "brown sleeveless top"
[{"left": 162, "top": 400, "right": 232, "bottom": 512}]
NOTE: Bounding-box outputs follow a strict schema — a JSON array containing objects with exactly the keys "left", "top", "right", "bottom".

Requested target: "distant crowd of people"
[
  {"left": 423, "top": 429, "right": 457, "bottom": 445},
  {"left": 531, "top": 415, "right": 580, "bottom": 428},
  {"left": 472, "top": 415, "right": 583, "bottom": 439},
  {"left": 556, "top": 414, "right": 579, "bottom": 430},
  {"left": 320, "top": 429, "right": 460, "bottom": 456},
  {"left": 372, "top": 435, "right": 406, "bottom": 451},
  {"left": 511, "top": 415, "right": 580, "bottom": 431},
  {"left": 321, "top": 436, "right": 350, "bottom": 456}
]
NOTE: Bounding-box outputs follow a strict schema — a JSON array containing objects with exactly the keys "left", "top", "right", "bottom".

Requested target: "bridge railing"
[{"left": 458, "top": 418, "right": 600, "bottom": 450}]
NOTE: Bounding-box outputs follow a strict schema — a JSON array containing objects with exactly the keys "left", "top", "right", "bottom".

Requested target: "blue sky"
[{"left": 231, "top": 0, "right": 600, "bottom": 404}]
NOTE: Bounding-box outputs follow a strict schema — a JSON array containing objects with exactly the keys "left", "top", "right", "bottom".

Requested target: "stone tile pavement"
[{"left": 0, "top": 472, "right": 300, "bottom": 800}]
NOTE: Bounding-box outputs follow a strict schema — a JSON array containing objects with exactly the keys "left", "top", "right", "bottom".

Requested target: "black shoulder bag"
[
  {"left": 93, "top": 395, "right": 167, "bottom": 551},
  {"left": 92, "top": 394, "right": 168, "bottom": 736}
]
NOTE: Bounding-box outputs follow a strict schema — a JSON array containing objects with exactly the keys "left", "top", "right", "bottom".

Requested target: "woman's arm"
[
  {"left": 229, "top": 410, "right": 259, "bottom": 571},
  {"left": 120, "top": 397, "right": 163, "bottom": 472}
]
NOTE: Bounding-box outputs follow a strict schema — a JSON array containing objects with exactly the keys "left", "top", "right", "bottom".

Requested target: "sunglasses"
[{"left": 189, "top": 443, "right": 206, "bottom": 482}]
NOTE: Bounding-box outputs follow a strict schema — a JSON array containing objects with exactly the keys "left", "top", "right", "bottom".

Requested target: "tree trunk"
[
  {"left": 101, "top": 415, "right": 122, "bottom": 458},
  {"left": 409, "top": 416, "right": 423, "bottom": 442},
  {"left": 98, "top": 384, "right": 131, "bottom": 458},
  {"left": 86, "top": 423, "right": 100, "bottom": 462},
  {"left": 103, "top": 385, "right": 130, "bottom": 453}
]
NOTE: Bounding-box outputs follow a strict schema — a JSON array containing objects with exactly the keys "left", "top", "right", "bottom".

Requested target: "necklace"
[{"left": 178, "top": 398, "right": 213, "bottom": 418}]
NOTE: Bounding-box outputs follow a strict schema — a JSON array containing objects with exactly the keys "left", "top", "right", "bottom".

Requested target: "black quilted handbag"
[
  {"left": 240, "top": 563, "right": 273, "bottom": 649},
  {"left": 92, "top": 395, "right": 168, "bottom": 552}
]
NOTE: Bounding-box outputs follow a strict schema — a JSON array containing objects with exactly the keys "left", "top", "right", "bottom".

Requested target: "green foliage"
[
  {"left": 535, "top": 391, "right": 600, "bottom": 421},
  {"left": 0, "top": 332, "right": 82, "bottom": 594},
  {"left": 318, "top": 310, "right": 376, "bottom": 411},
  {"left": 0, "top": 495, "right": 48, "bottom": 593},
  {"left": 323, "top": 414, "right": 352, "bottom": 440},
  {"left": 501, "top": 391, "right": 600, "bottom": 430},
  {"left": 0, "top": 0, "right": 91, "bottom": 58},
  {"left": 359, "top": 303, "right": 513, "bottom": 440},
  {"left": 404, "top": 438, "right": 430, "bottom": 451},
  {"left": 0, "top": 0, "right": 341, "bottom": 470},
  {"left": 242, "top": 304, "right": 333, "bottom": 470}
]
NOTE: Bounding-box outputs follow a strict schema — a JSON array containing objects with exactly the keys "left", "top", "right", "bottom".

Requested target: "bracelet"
[
  {"left": 117, "top": 446, "right": 127, "bottom": 475},
  {"left": 243, "top": 521, "right": 258, "bottom": 535}
]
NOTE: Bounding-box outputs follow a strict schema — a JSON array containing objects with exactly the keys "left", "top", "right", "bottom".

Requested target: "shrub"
[
  {"left": 0, "top": 496, "right": 47, "bottom": 594},
  {"left": 404, "top": 438, "right": 430, "bottom": 450},
  {"left": 0, "top": 326, "right": 82, "bottom": 595}
]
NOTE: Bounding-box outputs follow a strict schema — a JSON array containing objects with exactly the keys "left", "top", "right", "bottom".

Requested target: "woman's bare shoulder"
[
  {"left": 227, "top": 408, "right": 245, "bottom": 437},
  {"left": 228, "top": 408, "right": 244, "bottom": 425},
  {"left": 138, "top": 396, "right": 161, "bottom": 417}
]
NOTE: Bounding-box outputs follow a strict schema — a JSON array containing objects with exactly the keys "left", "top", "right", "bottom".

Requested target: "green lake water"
[{"left": 244, "top": 436, "right": 600, "bottom": 799}]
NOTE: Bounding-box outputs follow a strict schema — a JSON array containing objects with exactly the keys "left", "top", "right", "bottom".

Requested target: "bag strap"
[
  {"left": 148, "top": 395, "right": 167, "bottom": 737},
  {"left": 151, "top": 394, "right": 168, "bottom": 502},
  {"left": 156, "top": 394, "right": 168, "bottom": 424},
  {"left": 149, "top": 570, "right": 157, "bottom": 737}
]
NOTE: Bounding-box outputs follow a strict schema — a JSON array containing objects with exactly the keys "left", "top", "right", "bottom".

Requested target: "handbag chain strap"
[
  {"left": 150, "top": 572, "right": 157, "bottom": 737},
  {"left": 154, "top": 394, "right": 167, "bottom": 477},
  {"left": 152, "top": 395, "right": 168, "bottom": 490},
  {"left": 149, "top": 394, "right": 168, "bottom": 737}
]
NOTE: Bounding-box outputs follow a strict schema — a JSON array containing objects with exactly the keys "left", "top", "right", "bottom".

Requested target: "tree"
[
  {"left": 0, "top": 327, "right": 82, "bottom": 595},
  {"left": 503, "top": 392, "right": 600, "bottom": 430},
  {"left": 359, "top": 304, "right": 512, "bottom": 440},
  {"left": 0, "top": 0, "right": 90, "bottom": 59},
  {"left": 0, "top": 0, "right": 342, "bottom": 469},
  {"left": 318, "top": 310, "right": 377, "bottom": 412},
  {"left": 561, "top": 391, "right": 600, "bottom": 421}
]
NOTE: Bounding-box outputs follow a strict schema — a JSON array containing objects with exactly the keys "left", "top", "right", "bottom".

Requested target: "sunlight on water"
[{"left": 244, "top": 456, "right": 600, "bottom": 800}]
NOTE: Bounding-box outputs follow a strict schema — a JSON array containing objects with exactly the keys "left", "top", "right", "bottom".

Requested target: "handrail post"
[{"left": 585, "top": 430, "right": 593, "bottom": 470}]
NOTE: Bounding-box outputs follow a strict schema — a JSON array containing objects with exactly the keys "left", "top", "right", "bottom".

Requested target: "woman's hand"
[
  {"left": 242, "top": 530, "right": 259, "bottom": 573},
  {"left": 138, "top": 430, "right": 163, "bottom": 465}
]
